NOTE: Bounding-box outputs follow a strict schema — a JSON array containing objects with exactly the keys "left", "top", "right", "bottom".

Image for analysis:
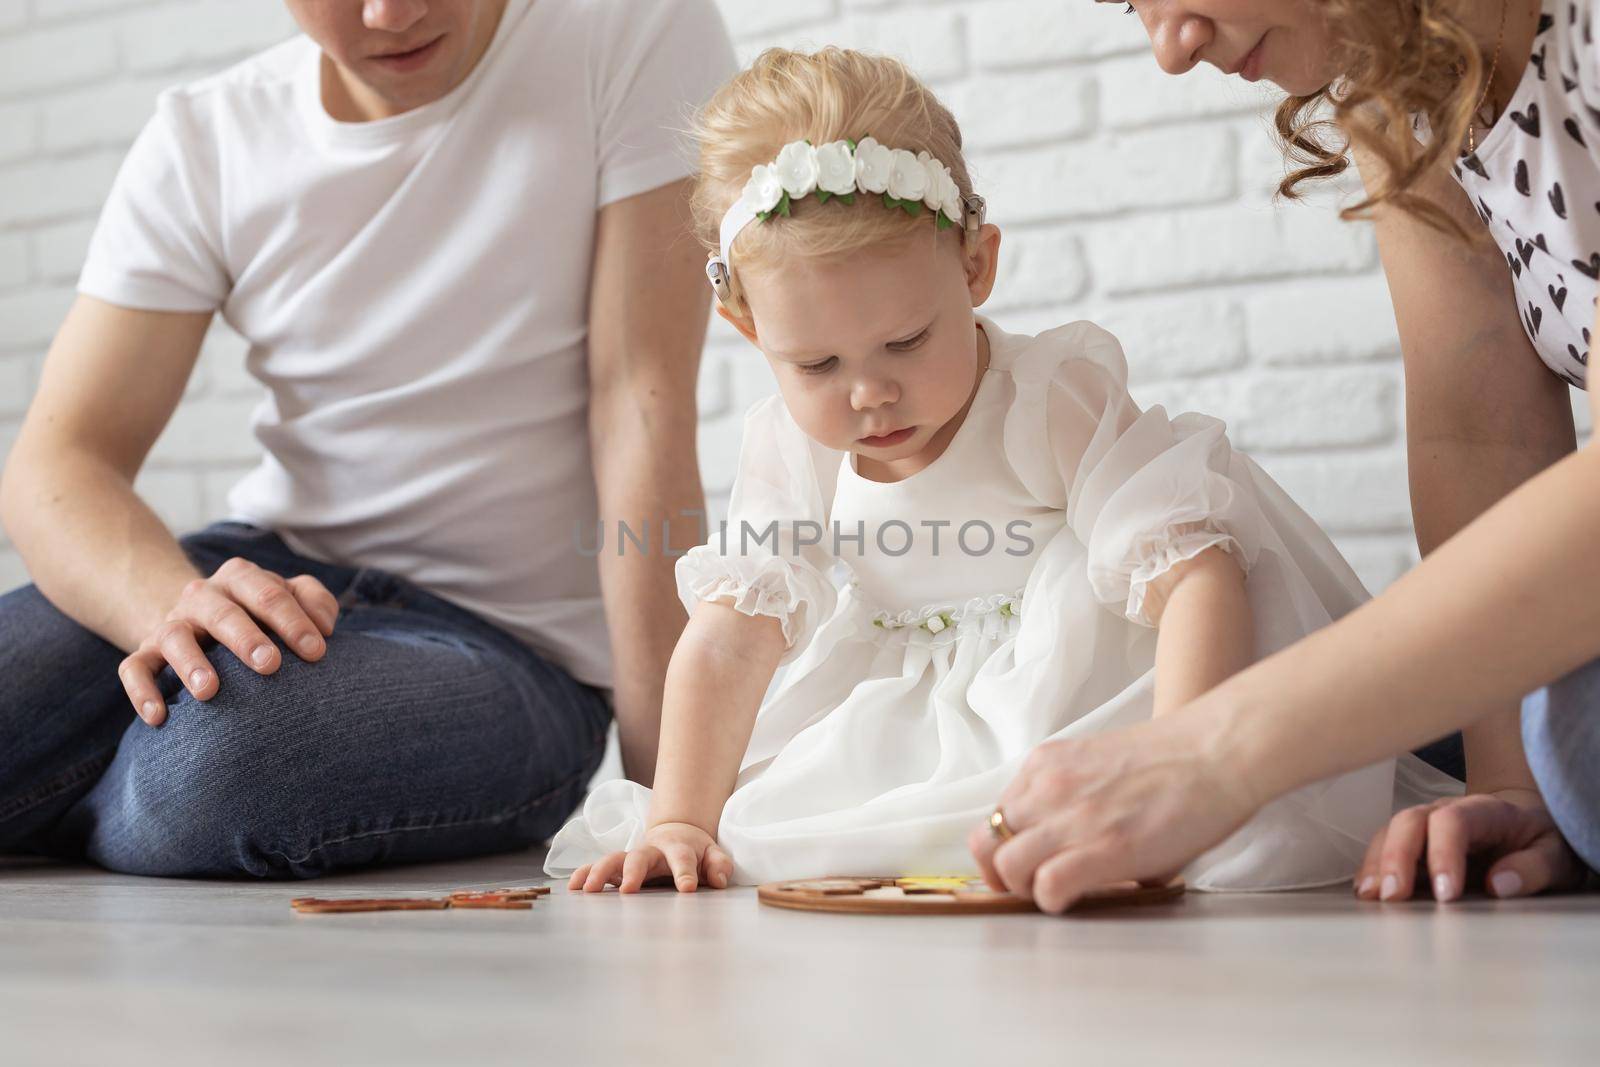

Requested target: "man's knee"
[
  {"left": 80, "top": 638, "right": 597, "bottom": 878},
  {"left": 1523, "top": 658, "right": 1600, "bottom": 871},
  {"left": 81, "top": 650, "right": 336, "bottom": 877},
  {"left": 0, "top": 585, "right": 133, "bottom": 852},
  {"left": 0, "top": 583, "right": 124, "bottom": 697}
]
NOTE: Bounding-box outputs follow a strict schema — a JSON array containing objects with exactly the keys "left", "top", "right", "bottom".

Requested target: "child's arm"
[
  {"left": 1142, "top": 546, "right": 1253, "bottom": 717},
  {"left": 571, "top": 598, "right": 788, "bottom": 894}
]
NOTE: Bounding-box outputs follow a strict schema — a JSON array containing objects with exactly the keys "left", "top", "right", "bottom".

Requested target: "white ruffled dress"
[{"left": 546, "top": 318, "right": 1459, "bottom": 890}]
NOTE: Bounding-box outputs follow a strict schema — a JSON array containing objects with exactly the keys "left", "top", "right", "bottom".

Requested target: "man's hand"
[{"left": 119, "top": 557, "right": 339, "bottom": 725}]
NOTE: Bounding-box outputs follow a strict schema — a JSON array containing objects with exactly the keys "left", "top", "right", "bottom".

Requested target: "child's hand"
[{"left": 568, "top": 822, "right": 734, "bottom": 894}]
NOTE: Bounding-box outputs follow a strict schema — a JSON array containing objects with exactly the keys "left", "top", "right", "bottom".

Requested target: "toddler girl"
[{"left": 546, "top": 47, "right": 1458, "bottom": 893}]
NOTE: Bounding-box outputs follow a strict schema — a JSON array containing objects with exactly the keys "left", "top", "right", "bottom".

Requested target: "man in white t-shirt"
[{"left": 0, "top": 0, "right": 736, "bottom": 877}]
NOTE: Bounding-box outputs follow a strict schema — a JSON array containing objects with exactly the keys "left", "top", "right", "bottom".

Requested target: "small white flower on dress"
[
  {"left": 924, "top": 614, "right": 947, "bottom": 634},
  {"left": 741, "top": 163, "right": 785, "bottom": 215},
  {"left": 887, "top": 149, "right": 929, "bottom": 202},
  {"left": 815, "top": 141, "right": 857, "bottom": 196},
  {"left": 854, "top": 136, "right": 894, "bottom": 194},
  {"left": 774, "top": 141, "right": 819, "bottom": 200}
]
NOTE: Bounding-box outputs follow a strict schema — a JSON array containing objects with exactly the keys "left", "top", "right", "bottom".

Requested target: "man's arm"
[
  {"left": 586, "top": 178, "right": 713, "bottom": 784},
  {"left": 0, "top": 296, "right": 339, "bottom": 725},
  {"left": 1, "top": 297, "right": 213, "bottom": 651}
]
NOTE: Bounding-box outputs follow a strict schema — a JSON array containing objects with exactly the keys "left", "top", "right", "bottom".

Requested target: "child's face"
[
  {"left": 731, "top": 226, "right": 1002, "bottom": 473},
  {"left": 1113, "top": 1, "right": 1335, "bottom": 96}
]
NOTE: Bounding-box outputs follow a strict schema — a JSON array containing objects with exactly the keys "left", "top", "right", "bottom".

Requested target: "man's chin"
[{"left": 357, "top": 74, "right": 456, "bottom": 114}]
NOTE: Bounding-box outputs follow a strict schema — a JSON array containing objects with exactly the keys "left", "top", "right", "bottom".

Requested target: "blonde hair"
[
  {"left": 691, "top": 47, "right": 976, "bottom": 315},
  {"left": 1275, "top": 0, "right": 1500, "bottom": 240}
]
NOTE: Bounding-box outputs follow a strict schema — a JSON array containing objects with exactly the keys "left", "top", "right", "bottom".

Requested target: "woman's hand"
[
  {"left": 118, "top": 557, "right": 339, "bottom": 726},
  {"left": 569, "top": 821, "right": 734, "bottom": 894},
  {"left": 1354, "top": 789, "right": 1586, "bottom": 902},
  {"left": 968, "top": 712, "right": 1260, "bottom": 913}
]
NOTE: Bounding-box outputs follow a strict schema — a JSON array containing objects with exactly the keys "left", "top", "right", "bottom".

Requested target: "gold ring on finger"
[{"left": 989, "top": 807, "right": 1015, "bottom": 842}]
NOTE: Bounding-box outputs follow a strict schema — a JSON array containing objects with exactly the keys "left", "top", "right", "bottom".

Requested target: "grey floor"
[{"left": 2, "top": 851, "right": 1597, "bottom": 1066}]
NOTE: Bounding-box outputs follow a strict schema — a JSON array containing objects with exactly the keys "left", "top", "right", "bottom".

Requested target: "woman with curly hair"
[{"left": 974, "top": 1, "right": 1600, "bottom": 912}]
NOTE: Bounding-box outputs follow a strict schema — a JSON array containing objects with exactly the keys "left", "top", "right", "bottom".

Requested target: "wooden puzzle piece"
[
  {"left": 446, "top": 895, "right": 533, "bottom": 910},
  {"left": 290, "top": 897, "right": 450, "bottom": 914},
  {"left": 291, "top": 884, "right": 553, "bottom": 914},
  {"left": 448, "top": 886, "right": 551, "bottom": 904},
  {"left": 896, "top": 876, "right": 977, "bottom": 894}
]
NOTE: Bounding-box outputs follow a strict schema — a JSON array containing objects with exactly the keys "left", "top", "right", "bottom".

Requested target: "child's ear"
[
  {"left": 716, "top": 303, "right": 761, "bottom": 346},
  {"left": 963, "top": 223, "right": 1002, "bottom": 309}
]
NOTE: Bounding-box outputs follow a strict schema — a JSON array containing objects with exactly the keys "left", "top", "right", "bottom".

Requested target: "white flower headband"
[{"left": 705, "top": 136, "right": 986, "bottom": 307}]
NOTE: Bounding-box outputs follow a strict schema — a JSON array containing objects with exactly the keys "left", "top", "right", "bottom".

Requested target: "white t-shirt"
[{"left": 78, "top": 0, "right": 737, "bottom": 691}]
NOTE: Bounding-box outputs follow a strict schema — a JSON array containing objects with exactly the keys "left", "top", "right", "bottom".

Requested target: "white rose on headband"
[
  {"left": 854, "top": 136, "right": 894, "bottom": 194},
  {"left": 887, "top": 149, "right": 928, "bottom": 203},
  {"left": 741, "top": 163, "right": 785, "bottom": 215},
  {"left": 938, "top": 168, "right": 963, "bottom": 223},
  {"left": 919, "top": 152, "right": 946, "bottom": 214},
  {"left": 774, "top": 141, "right": 819, "bottom": 200},
  {"left": 815, "top": 141, "right": 857, "bottom": 196}
]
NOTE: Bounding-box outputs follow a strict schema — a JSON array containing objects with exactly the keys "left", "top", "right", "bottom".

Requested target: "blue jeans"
[
  {"left": 0, "top": 522, "right": 610, "bottom": 878},
  {"left": 1523, "top": 657, "right": 1600, "bottom": 872}
]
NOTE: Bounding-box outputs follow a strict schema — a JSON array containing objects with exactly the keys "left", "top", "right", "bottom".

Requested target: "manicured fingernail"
[
  {"left": 1491, "top": 871, "right": 1524, "bottom": 898},
  {"left": 189, "top": 669, "right": 209, "bottom": 690},
  {"left": 250, "top": 645, "right": 273, "bottom": 668},
  {"left": 142, "top": 700, "right": 161, "bottom": 721},
  {"left": 1380, "top": 874, "right": 1400, "bottom": 901},
  {"left": 1433, "top": 874, "right": 1455, "bottom": 902},
  {"left": 299, "top": 635, "right": 321, "bottom": 655},
  {"left": 1356, "top": 875, "right": 1376, "bottom": 897}
]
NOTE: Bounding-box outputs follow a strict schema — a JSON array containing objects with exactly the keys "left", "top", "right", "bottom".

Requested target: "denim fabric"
[
  {"left": 1523, "top": 657, "right": 1600, "bottom": 872},
  {"left": 0, "top": 522, "right": 610, "bottom": 878}
]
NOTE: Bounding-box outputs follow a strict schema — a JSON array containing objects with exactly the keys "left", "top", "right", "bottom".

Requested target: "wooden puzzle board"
[{"left": 757, "top": 876, "right": 1184, "bottom": 915}]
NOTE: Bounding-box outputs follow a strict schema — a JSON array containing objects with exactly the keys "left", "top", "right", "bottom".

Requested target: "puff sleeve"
[
  {"left": 1001, "top": 321, "right": 1265, "bottom": 627},
  {"left": 675, "top": 395, "right": 843, "bottom": 662}
]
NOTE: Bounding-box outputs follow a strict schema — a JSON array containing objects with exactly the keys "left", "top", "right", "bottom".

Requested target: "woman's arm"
[
  {"left": 971, "top": 410, "right": 1600, "bottom": 911},
  {"left": 1146, "top": 547, "right": 1254, "bottom": 717},
  {"left": 970, "top": 159, "right": 1599, "bottom": 912},
  {"left": 573, "top": 598, "right": 787, "bottom": 893},
  {"left": 1364, "top": 152, "right": 1575, "bottom": 796}
]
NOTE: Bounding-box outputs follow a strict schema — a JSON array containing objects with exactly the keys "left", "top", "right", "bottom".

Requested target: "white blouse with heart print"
[{"left": 1452, "top": 0, "right": 1600, "bottom": 388}]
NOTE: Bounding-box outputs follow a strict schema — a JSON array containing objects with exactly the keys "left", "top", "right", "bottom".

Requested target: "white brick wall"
[{"left": 0, "top": 0, "right": 1589, "bottom": 602}]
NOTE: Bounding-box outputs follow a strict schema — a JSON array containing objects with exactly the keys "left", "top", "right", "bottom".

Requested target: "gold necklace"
[{"left": 1467, "top": 0, "right": 1508, "bottom": 154}]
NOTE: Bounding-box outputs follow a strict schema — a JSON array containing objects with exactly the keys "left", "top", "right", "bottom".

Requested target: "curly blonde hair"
[
  {"left": 1276, "top": 0, "right": 1500, "bottom": 239},
  {"left": 690, "top": 47, "right": 976, "bottom": 316}
]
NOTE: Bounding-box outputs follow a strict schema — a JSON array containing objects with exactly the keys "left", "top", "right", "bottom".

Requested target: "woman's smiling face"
[{"left": 1107, "top": 1, "right": 1339, "bottom": 96}]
